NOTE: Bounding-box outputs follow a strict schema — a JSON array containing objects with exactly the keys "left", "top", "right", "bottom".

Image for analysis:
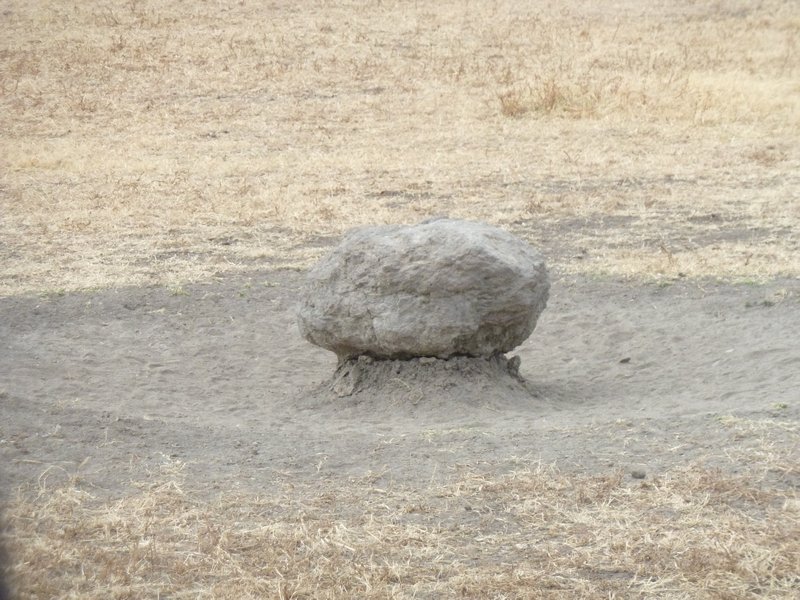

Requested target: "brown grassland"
[
  {"left": 2, "top": 0, "right": 799, "bottom": 294},
  {"left": 1, "top": 0, "right": 799, "bottom": 598}
]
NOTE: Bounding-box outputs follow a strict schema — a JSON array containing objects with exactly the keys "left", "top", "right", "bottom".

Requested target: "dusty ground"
[
  {"left": 2, "top": 270, "right": 799, "bottom": 495},
  {"left": 1, "top": 0, "right": 799, "bottom": 597},
  {"left": 1, "top": 270, "right": 799, "bottom": 597}
]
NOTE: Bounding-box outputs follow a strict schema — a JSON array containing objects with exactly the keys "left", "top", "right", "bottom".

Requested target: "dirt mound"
[{"left": 293, "top": 353, "right": 549, "bottom": 421}]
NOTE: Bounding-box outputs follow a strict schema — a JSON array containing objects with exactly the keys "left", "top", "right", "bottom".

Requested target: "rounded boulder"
[{"left": 297, "top": 218, "right": 549, "bottom": 361}]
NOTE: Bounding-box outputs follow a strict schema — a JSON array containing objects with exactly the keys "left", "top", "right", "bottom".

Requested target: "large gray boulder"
[{"left": 297, "top": 218, "right": 549, "bottom": 361}]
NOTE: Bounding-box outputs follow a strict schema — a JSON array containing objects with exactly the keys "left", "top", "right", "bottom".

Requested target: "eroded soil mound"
[{"left": 295, "top": 353, "right": 549, "bottom": 420}]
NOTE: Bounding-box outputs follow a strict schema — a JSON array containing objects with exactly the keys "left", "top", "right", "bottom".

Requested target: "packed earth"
[
  {"left": 1, "top": 270, "right": 799, "bottom": 596},
  {"left": 2, "top": 269, "right": 799, "bottom": 495}
]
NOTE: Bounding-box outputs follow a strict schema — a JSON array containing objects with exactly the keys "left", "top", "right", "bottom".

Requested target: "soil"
[{"left": 1, "top": 270, "right": 799, "bottom": 497}]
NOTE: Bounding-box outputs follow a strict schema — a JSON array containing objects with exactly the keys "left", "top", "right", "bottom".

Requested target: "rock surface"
[{"left": 297, "top": 218, "right": 549, "bottom": 361}]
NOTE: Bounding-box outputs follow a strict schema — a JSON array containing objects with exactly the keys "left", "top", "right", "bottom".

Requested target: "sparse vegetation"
[
  {"left": 4, "top": 449, "right": 799, "bottom": 599},
  {"left": 1, "top": 0, "right": 798, "bottom": 294}
]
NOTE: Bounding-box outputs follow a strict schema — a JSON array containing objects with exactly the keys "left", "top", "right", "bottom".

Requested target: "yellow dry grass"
[
  {"left": 3, "top": 442, "right": 799, "bottom": 599},
  {"left": 2, "top": 0, "right": 799, "bottom": 295}
]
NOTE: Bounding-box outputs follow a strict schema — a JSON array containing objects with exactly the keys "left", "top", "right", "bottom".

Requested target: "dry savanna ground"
[
  {"left": 1, "top": 0, "right": 799, "bottom": 598},
  {"left": 2, "top": 0, "right": 799, "bottom": 293}
]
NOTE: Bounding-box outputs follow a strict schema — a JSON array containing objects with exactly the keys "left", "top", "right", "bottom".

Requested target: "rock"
[{"left": 297, "top": 218, "right": 549, "bottom": 361}]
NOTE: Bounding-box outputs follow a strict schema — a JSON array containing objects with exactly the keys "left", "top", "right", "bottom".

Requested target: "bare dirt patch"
[{"left": 1, "top": 271, "right": 798, "bottom": 597}]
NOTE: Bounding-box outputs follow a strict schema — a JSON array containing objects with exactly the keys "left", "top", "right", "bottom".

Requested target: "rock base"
[
  {"left": 294, "top": 354, "right": 545, "bottom": 421},
  {"left": 330, "top": 354, "right": 523, "bottom": 398}
]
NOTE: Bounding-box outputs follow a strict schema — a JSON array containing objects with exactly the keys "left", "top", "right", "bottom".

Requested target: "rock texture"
[{"left": 297, "top": 218, "right": 549, "bottom": 361}]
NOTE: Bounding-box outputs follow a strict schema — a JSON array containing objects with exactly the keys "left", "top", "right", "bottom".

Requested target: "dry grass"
[
  {"left": 3, "top": 452, "right": 798, "bottom": 599},
  {"left": 2, "top": 0, "right": 799, "bottom": 295},
  {"left": 4, "top": 415, "right": 799, "bottom": 599}
]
